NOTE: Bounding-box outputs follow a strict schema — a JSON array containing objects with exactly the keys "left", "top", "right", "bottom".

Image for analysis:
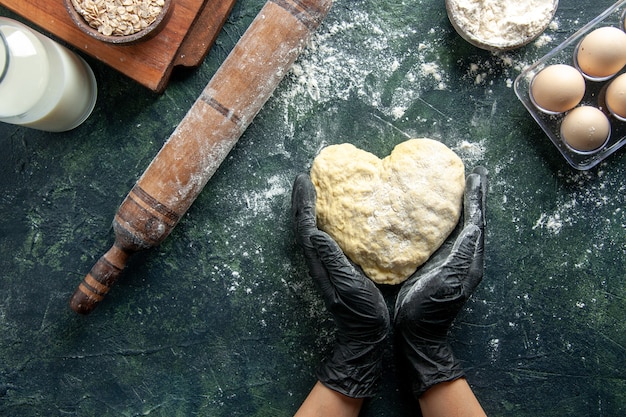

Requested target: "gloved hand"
[
  {"left": 394, "top": 166, "right": 488, "bottom": 398},
  {"left": 291, "top": 173, "right": 390, "bottom": 398}
]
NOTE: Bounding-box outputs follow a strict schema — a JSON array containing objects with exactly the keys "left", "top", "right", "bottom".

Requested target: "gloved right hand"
[
  {"left": 292, "top": 173, "right": 390, "bottom": 399},
  {"left": 394, "top": 166, "right": 488, "bottom": 398}
]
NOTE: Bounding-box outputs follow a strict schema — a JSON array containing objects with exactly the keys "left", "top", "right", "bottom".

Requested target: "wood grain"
[
  {"left": 0, "top": 0, "right": 237, "bottom": 92},
  {"left": 69, "top": 0, "right": 333, "bottom": 314}
]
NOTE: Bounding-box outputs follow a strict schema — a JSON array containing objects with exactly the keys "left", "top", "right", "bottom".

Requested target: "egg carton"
[{"left": 514, "top": 0, "right": 626, "bottom": 170}]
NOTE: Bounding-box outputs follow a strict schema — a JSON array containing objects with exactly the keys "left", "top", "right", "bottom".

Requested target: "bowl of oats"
[{"left": 65, "top": 0, "right": 173, "bottom": 44}]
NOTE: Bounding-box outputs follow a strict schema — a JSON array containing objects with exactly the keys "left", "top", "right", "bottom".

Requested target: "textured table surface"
[{"left": 1, "top": 1, "right": 625, "bottom": 416}]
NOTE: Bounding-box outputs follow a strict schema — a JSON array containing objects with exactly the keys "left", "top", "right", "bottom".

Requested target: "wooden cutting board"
[{"left": 0, "top": 0, "right": 237, "bottom": 92}]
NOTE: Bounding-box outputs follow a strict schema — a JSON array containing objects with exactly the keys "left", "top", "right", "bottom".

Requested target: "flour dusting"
[
  {"left": 453, "top": 139, "right": 486, "bottom": 164},
  {"left": 279, "top": 8, "right": 448, "bottom": 121},
  {"left": 530, "top": 169, "right": 625, "bottom": 236},
  {"left": 242, "top": 174, "right": 288, "bottom": 217}
]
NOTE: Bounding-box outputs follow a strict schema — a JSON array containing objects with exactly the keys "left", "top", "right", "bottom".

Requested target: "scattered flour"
[
  {"left": 241, "top": 174, "right": 288, "bottom": 217},
  {"left": 463, "top": 15, "right": 560, "bottom": 88},
  {"left": 533, "top": 33, "right": 553, "bottom": 48},
  {"left": 529, "top": 169, "right": 625, "bottom": 237},
  {"left": 453, "top": 139, "right": 486, "bottom": 164},
  {"left": 532, "top": 212, "right": 563, "bottom": 234},
  {"left": 280, "top": 0, "right": 562, "bottom": 131},
  {"left": 280, "top": 8, "right": 449, "bottom": 121}
]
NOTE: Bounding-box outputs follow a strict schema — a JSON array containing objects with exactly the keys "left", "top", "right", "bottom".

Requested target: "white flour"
[
  {"left": 447, "top": 0, "right": 557, "bottom": 48},
  {"left": 277, "top": 4, "right": 560, "bottom": 132},
  {"left": 526, "top": 168, "right": 625, "bottom": 237},
  {"left": 279, "top": 11, "right": 448, "bottom": 122}
]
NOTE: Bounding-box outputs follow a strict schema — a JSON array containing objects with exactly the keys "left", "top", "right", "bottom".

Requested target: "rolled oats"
[{"left": 71, "top": 0, "right": 165, "bottom": 37}]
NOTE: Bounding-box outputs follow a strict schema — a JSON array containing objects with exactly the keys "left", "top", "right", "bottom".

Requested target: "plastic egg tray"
[{"left": 514, "top": 0, "right": 626, "bottom": 170}]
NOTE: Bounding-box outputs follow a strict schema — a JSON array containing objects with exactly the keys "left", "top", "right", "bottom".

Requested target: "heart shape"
[{"left": 310, "top": 138, "right": 465, "bottom": 285}]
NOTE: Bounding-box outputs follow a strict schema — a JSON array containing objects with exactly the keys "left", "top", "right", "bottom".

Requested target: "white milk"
[{"left": 0, "top": 18, "right": 97, "bottom": 132}]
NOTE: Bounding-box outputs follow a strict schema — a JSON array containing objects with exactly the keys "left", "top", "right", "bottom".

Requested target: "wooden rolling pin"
[{"left": 69, "top": 0, "right": 333, "bottom": 314}]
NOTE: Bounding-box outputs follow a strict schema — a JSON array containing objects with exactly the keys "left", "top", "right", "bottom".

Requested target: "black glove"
[
  {"left": 292, "top": 173, "right": 390, "bottom": 398},
  {"left": 394, "top": 166, "right": 488, "bottom": 398}
]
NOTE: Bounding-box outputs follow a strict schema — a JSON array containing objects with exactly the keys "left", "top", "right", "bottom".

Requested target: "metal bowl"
[{"left": 64, "top": 0, "right": 173, "bottom": 45}]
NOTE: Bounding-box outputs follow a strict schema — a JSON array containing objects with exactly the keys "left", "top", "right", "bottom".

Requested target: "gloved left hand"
[{"left": 291, "top": 173, "right": 391, "bottom": 398}]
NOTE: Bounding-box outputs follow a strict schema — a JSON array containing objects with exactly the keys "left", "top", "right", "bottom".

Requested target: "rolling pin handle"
[
  {"left": 69, "top": 244, "right": 131, "bottom": 315},
  {"left": 69, "top": 0, "right": 333, "bottom": 314}
]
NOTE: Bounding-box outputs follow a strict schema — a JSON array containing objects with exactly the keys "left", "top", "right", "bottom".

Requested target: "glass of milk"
[{"left": 0, "top": 17, "right": 97, "bottom": 132}]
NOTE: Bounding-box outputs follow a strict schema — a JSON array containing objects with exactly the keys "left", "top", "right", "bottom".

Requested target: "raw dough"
[{"left": 310, "top": 138, "right": 465, "bottom": 285}]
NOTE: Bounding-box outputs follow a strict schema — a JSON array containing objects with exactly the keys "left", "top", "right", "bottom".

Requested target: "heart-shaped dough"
[{"left": 310, "top": 138, "right": 465, "bottom": 285}]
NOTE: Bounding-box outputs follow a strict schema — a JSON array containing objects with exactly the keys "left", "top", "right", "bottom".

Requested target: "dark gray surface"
[{"left": 1, "top": 0, "right": 625, "bottom": 415}]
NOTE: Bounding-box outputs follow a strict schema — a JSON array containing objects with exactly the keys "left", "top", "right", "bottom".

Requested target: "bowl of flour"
[{"left": 446, "top": 0, "right": 558, "bottom": 51}]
